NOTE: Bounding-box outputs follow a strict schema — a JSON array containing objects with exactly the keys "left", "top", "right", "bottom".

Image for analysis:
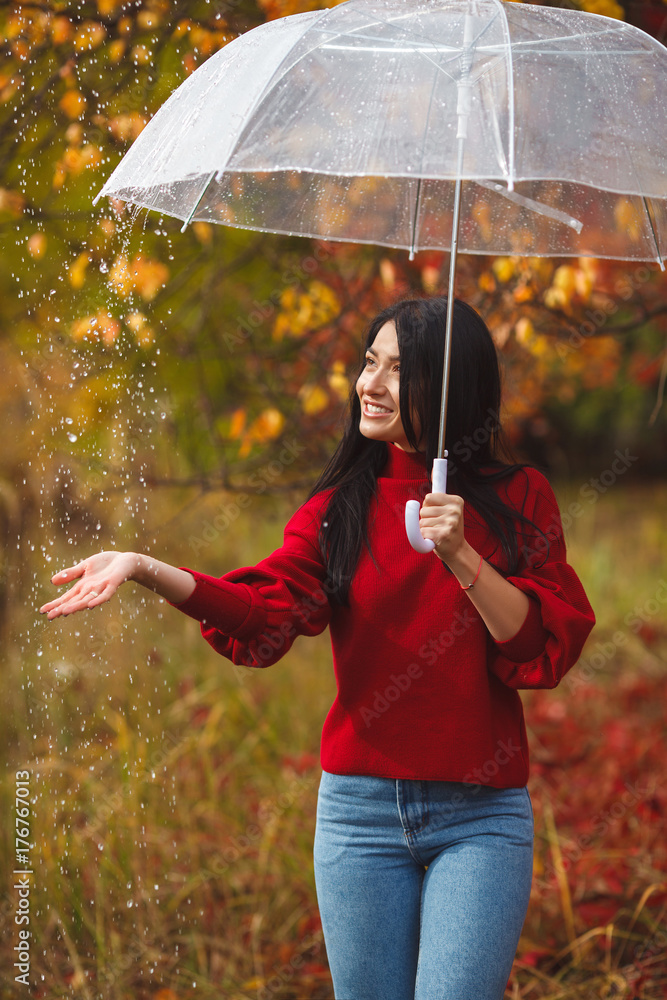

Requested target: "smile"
[{"left": 363, "top": 402, "right": 393, "bottom": 415}]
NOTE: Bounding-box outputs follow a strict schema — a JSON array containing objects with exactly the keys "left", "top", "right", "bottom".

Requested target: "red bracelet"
[{"left": 460, "top": 553, "right": 483, "bottom": 590}]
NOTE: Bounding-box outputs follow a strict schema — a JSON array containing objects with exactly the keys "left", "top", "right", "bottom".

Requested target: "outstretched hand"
[{"left": 39, "top": 551, "right": 138, "bottom": 620}]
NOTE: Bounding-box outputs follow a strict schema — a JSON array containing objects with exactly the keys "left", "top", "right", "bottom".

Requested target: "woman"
[{"left": 41, "top": 296, "right": 595, "bottom": 1000}]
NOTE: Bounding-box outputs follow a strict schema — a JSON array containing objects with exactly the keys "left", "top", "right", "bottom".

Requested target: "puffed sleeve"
[
  {"left": 168, "top": 493, "right": 332, "bottom": 668},
  {"left": 487, "top": 469, "right": 595, "bottom": 689}
]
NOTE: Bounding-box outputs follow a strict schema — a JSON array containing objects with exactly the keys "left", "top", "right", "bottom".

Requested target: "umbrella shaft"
[{"left": 437, "top": 138, "right": 465, "bottom": 461}]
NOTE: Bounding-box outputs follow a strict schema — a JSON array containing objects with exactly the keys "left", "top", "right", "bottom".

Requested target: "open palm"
[{"left": 39, "top": 551, "right": 138, "bottom": 620}]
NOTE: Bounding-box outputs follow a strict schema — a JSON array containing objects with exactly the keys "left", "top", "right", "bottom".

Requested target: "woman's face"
[{"left": 356, "top": 321, "right": 420, "bottom": 452}]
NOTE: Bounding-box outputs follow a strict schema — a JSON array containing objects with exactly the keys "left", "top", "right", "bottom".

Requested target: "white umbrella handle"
[{"left": 405, "top": 455, "right": 448, "bottom": 553}]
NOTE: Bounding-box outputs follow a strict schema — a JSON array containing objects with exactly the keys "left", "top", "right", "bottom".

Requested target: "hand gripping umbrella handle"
[{"left": 405, "top": 456, "right": 448, "bottom": 553}]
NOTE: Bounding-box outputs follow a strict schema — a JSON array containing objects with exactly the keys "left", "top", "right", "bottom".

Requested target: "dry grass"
[{"left": 1, "top": 482, "right": 665, "bottom": 999}]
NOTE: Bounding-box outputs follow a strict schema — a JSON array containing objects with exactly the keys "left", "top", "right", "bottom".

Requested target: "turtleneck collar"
[{"left": 381, "top": 442, "right": 429, "bottom": 480}]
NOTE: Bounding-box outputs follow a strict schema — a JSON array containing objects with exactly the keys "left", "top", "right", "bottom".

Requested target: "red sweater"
[{"left": 171, "top": 444, "right": 595, "bottom": 786}]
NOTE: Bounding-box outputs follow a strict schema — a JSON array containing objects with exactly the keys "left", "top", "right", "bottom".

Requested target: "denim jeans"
[{"left": 313, "top": 770, "right": 534, "bottom": 1000}]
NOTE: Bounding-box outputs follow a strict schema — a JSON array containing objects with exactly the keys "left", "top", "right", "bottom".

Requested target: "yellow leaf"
[
  {"left": 477, "top": 271, "right": 496, "bottom": 294},
  {"left": 108, "top": 39, "right": 126, "bottom": 62},
  {"left": 574, "top": 268, "right": 594, "bottom": 301},
  {"left": 97, "top": 0, "right": 124, "bottom": 15},
  {"left": 472, "top": 199, "right": 492, "bottom": 241},
  {"left": 108, "top": 112, "right": 147, "bottom": 143},
  {"left": 65, "top": 122, "right": 83, "bottom": 145},
  {"left": 247, "top": 407, "right": 285, "bottom": 442},
  {"left": 130, "top": 255, "right": 169, "bottom": 300},
  {"left": 280, "top": 286, "right": 299, "bottom": 310},
  {"left": 272, "top": 314, "right": 291, "bottom": 342},
  {"left": 421, "top": 265, "right": 439, "bottom": 294},
  {"left": 327, "top": 361, "right": 349, "bottom": 402},
  {"left": 132, "top": 44, "right": 152, "bottom": 65},
  {"left": 299, "top": 384, "right": 329, "bottom": 416},
  {"left": 614, "top": 198, "right": 641, "bottom": 241},
  {"left": 51, "top": 16, "right": 73, "bottom": 45},
  {"left": 68, "top": 252, "right": 90, "bottom": 289},
  {"left": 71, "top": 315, "right": 96, "bottom": 341},
  {"left": 96, "top": 311, "right": 121, "bottom": 345},
  {"left": 108, "top": 255, "right": 133, "bottom": 297},
  {"left": 70, "top": 311, "right": 120, "bottom": 344},
  {"left": 73, "top": 21, "right": 106, "bottom": 52},
  {"left": 228, "top": 408, "right": 246, "bottom": 439},
  {"left": 491, "top": 257, "right": 516, "bottom": 283},
  {"left": 192, "top": 221, "right": 212, "bottom": 245},
  {"left": 515, "top": 318, "right": 535, "bottom": 347},
  {"left": 580, "top": 0, "right": 624, "bottom": 19},
  {"left": 137, "top": 9, "right": 161, "bottom": 29},
  {"left": 552, "top": 265, "right": 577, "bottom": 297},
  {"left": 513, "top": 282, "right": 534, "bottom": 304},
  {"left": 125, "top": 311, "right": 154, "bottom": 347},
  {"left": 174, "top": 19, "right": 191, "bottom": 39},
  {"left": 59, "top": 90, "right": 86, "bottom": 120},
  {"left": 27, "top": 233, "right": 47, "bottom": 258},
  {"left": 379, "top": 258, "right": 395, "bottom": 290},
  {"left": 543, "top": 286, "right": 567, "bottom": 311}
]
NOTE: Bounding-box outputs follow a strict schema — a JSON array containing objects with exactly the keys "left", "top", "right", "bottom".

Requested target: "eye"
[{"left": 364, "top": 356, "right": 375, "bottom": 366}]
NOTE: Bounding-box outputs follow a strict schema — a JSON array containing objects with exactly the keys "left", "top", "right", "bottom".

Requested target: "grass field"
[{"left": 1, "top": 481, "right": 665, "bottom": 999}]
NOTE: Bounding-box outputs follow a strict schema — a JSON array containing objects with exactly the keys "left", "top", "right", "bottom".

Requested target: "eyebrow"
[{"left": 367, "top": 346, "right": 400, "bottom": 362}]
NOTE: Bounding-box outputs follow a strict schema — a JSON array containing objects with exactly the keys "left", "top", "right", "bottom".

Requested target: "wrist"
[
  {"left": 128, "top": 552, "right": 148, "bottom": 585},
  {"left": 443, "top": 543, "right": 481, "bottom": 586}
]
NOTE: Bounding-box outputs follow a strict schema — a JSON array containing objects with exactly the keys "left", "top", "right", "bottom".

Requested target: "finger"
[
  {"left": 52, "top": 579, "right": 116, "bottom": 616},
  {"left": 86, "top": 584, "right": 115, "bottom": 608},
  {"left": 51, "top": 562, "right": 87, "bottom": 585},
  {"left": 423, "top": 491, "right": 461, "bottom": 506},
  {"left": 44, "top": 590, "right": 99, "bottom": 619},
  {"left": 422, "top": 492, "right": 446, "bottom": 507},
  {"left": 39, "top": 584, "right": 86, "bottom": 614},
  {"left": 419, "top": 506, "right": 446, "bottom": 520}
]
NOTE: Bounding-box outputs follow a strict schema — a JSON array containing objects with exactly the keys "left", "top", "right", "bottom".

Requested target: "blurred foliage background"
[{"left": 1, "top": 0, "right": 666, "bottom": 997}]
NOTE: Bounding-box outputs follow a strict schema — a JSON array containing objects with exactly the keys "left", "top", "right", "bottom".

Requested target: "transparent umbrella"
[{"left": 95, "top": 0, "right": 667, "bottom": 551}]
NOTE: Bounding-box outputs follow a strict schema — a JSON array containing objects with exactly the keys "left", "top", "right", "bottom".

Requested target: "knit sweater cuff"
[
  {"left": 167, "top": 569, "right": 257, "bottom": 637},
  {"left": 492, "top": 593, "right": 547, "bottom": 662}
]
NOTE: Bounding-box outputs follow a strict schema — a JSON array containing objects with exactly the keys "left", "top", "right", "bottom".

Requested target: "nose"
[{"left": 364, "top": 366, "right": 386, "bottom": 394}]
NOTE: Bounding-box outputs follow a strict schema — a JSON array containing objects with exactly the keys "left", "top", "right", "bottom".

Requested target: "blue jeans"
[{"left": 313, "top": 770, "right": 534, "bottom": 1000}]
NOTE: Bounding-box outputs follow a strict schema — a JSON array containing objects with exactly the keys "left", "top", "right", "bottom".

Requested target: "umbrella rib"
[
  {"left": 642, "top": 197, "right": 665, "bottom": 270},
  {"left": 180, "top": 170, "right": 216, "bottom": 232},
  {"left": 495, "top": 0, "right": 515, "bottom": 191},
  {"left": 476, "top": 181, "right": 583, "bottom": 231}
]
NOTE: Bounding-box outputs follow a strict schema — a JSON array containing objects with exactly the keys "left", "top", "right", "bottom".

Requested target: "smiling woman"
[
  {"left": 40, "top": 295, "right": 595, "bottom": 1000},
  {"left": 357, "top": 323, "right": 419, "bottom": 451}
]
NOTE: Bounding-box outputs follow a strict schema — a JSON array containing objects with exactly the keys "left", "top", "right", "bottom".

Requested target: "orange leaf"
[
  {"left": 130, "top": 254, "right": 169, "bottom": 300},
  {"left": 59, "top": 89, "right": 86, "bottom": 120}
]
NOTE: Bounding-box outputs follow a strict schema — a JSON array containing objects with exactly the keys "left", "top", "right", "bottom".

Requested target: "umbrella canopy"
[
  {"left": 96, "top": 0, "right": 666, "bottom": 266},
  {"left": 95, "top": 0, "right": 667, "bottom": 552}
]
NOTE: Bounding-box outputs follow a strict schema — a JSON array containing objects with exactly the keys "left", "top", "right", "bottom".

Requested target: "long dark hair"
[{"left": 307, "top": 296, "right": 545, "bottom": 606}]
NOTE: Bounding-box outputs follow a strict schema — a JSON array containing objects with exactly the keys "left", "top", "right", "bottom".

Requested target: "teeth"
[{"left": 366, "top": 403, "right": 391, "bottom": 413}]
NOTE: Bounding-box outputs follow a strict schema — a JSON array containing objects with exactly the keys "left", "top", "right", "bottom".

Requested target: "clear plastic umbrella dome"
[{"left": 96, "top": 0, "right": 667, "bottom": 266}]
